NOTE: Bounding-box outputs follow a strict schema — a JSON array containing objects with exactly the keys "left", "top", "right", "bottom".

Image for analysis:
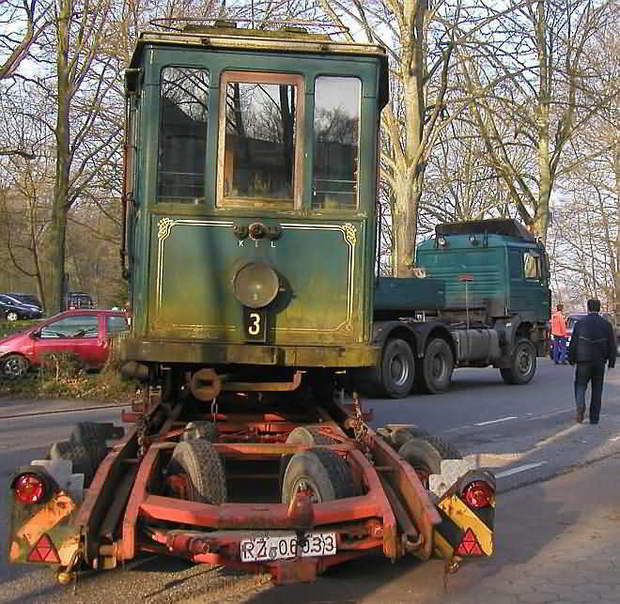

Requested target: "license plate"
[{"left": 240, "top": 532, "right": 337, "bottom": 562}]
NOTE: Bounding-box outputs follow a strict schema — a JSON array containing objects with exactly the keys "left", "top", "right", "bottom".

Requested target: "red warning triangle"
[
  {"left": 455, "top": 528, "right": 484, "bottom": 556},
  {"left": 27, "top": 534, "right": 61, "bottom": 564}
]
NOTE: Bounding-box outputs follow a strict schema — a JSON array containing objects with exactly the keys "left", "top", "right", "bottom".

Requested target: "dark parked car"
[
  {"left": 0, "top": 309, "right": 129, "bottom": 378},
  {"left": 65, "top": 291, "right": 95, "bottom": 310},
  {"left": 0, "top": 294, "right": 43, "bottom": 322},
  {"left": 6, "top": 292, "right": 43, "bottom": 310}
]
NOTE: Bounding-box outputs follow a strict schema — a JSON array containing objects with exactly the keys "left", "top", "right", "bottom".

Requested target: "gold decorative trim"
[
  {"left": 343, "top": 223, "right": 357, "bottom": 245},
  {"left": 157, "top": 218, "right": 175, "bottom": 241}
]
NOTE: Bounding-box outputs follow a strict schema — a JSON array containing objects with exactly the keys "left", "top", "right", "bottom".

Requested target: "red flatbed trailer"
[{"left": 8, "top": 390, "right": 494, "bottom": 585}]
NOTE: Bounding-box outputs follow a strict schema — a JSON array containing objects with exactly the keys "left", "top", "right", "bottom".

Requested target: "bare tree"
[
  {"left": 0, "top": 0, "right": 51, "bottom": 79},
  {"left": 455, "top": 0, "right": 615, "bottom": 243}
]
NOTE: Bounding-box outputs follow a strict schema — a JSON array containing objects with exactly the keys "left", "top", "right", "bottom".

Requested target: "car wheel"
[
  {"left": 2, "top": 354, "right": 29, "bottom": 378},
  {"left": 5, "top": 311, "right": 19, "bottom": 322}
]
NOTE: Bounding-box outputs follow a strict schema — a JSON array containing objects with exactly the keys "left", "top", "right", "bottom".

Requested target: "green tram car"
[{"left": 121, "top": 24, "right": 388, "bottom": 395}]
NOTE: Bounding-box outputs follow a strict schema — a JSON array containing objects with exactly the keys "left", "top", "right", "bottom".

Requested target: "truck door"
[{"left": 508, "top": 248, "right": 549, "bottom": 320}]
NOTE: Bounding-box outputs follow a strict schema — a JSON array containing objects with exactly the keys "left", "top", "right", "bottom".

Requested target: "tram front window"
[
  {"left": 219, "top": 73, "right": 302, "bottom": 207},
  {"left": 157, "top": 67, "right": 209, "bottom": 203},
  {"left": 312, "top": 76, "right": 361, "bottom": 210}
]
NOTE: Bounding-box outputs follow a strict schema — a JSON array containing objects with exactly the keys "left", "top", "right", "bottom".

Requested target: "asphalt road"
[{"left": 0, "top": 358, "right": 618, "bottom": 603}]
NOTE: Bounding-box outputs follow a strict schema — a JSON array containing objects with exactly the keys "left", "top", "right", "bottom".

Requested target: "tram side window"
[
  {"left": 157, "top": 67, "right": 209, "bottom": 203},
  {"left": 221, "top": 77, "right": 297, "bottom": 206},
  {"left": 312, "top": 77, "right": 361, "bottom": 210}
]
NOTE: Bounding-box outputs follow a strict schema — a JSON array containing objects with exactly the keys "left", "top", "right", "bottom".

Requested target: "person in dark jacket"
[{"left": 568, "top": 299, "right": 617, "bottom": 424}]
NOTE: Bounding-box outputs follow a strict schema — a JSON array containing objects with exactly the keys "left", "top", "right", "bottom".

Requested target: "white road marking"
[
  {"left": 495, "top": 461, "right": 547, "bottom": 478},
  {"left": 474, "top": 416, "right": 518, "bottom": 426},
  {"left": 609, "top": 435, "right": 620, "bottom": 442}
]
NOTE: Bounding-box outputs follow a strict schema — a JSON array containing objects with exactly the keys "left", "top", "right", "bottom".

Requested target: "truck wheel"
[
  {"left": 500, "top": 338, "right": 537, "bottom": 385},
  {"left": 281, "top": 448, "right": 359, "bottom": 504},
  {"left": 417, "top": 338, "right": 454, "bottom": 394},
  {"left": 374, "top": 338, "right": 415, "bottom": 398},
  {"left": 2, "top": 354, "right": 29, "bottom": 379},
  {"left": 398, "top": 436, "right": 462, "bottom": 487},
  {"left": 168, "top": 439, "right": 227, "bottom": 504}
]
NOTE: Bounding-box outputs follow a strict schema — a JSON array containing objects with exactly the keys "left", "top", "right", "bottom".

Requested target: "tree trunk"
[
  {"left": 614, "top": 134, "right": 620, "bottom": 327},
  {"left": 392, "top": 167, "right": 419, "bottom": 276},
  {"left": 49, "top": 0, "right": 72, "bottom": 314}
]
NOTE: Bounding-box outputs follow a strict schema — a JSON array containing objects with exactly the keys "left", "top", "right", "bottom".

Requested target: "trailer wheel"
[
  {"left": 182, "top": 421, "right": 217, "bottom": 442},
  {"left": 285, "top": 426, "right": 338, "bottom": 446},
  {"left": 281, "top": 427, "right": 339, "bottom": 486},
  {"left": 282, "top": 448, "right": 358, "bottom": 504},
  {"left": 70, "top": 422, "right": 124, "bottom": 445},
  {"left": 500, "top": 338, "right": 537, "bottom": 385},
  {"left": 49, "top": 440, "right": 100, "bottom": 486},
  {"left": 376, "top": 424, "right": 432, "bottom": 450},
  {"left": 417, "top": 338, "right": 454, "bottom": 394},
  {"left": 398, "top": 436, "right": 462, "bottom": 487},
  {"left": 168, "top": 439, "right": 227, "bottom": 504}
]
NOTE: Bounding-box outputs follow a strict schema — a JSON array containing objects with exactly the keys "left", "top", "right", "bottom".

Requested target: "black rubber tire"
[
  {"left": 351, "top": 338, "right": 415, "bottom": 398},
  {"left": 500, "top": 338, "right": 537, "bottom": 385},
  {"left": 285, "top": 426, "right": 337, "bottom": 446},
  {"left": 281, "top": 448, "right": 359, "bottom": 504},
  {"left": 382, "top": 338, "right": 416, "bottom": 398},
  {"left": 168, "top": 439, "right": 227, "bottom": 504},
  {"left": 376, "top": 424, "right": 432, "bottom": 450},
  {"left": 417, "top": 338, "right": 454, "bottom": 394},
  {"left": 49, "top": 440, "right": 100, "bottom": 486},
  {"left": 281, "top": 427, "right": 339, "bottom": 486},
  {"left": 5, "top": 311, "right": 19, "bottom": 322},
  {"left": 182, "top": 421, "right": 218, "bottom": 442},
  {"left": 2, "top": 354, "right": 29, "bottom": 379},
  {"left": 398, "top": 436, "right": 462, "bottom": 482},
  {"left": 70, "top": 422, "right": 124, "bottom": 445}
]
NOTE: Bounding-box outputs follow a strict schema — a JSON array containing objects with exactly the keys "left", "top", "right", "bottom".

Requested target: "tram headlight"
[{"left": 233, "top": 262, "right": 280, "bottom": 309}]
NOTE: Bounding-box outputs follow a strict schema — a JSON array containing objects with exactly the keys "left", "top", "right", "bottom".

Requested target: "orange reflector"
[
  {"left": 27, "top": 533, "right": 61, "bottom": 563},
  {"left": 455, "top": 528, "right": 483, "bottom": 556}
]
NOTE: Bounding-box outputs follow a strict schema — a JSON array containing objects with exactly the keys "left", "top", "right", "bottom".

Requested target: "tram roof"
[{"left": 129, "top": 26, "right": 388, "bottom": 67}]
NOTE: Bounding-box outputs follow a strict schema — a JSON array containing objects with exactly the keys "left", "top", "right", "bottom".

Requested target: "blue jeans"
[
  {"left": 574, "top": 361, "right": 605, "bottom": 423},
  {"left": 553, "top": 336, "right": 567, "bottom": 363}
]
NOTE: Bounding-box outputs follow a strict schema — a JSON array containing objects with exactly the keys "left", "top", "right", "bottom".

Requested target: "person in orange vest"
[{"left": 551, "top": 303, "right": 568, "bottom": 364}]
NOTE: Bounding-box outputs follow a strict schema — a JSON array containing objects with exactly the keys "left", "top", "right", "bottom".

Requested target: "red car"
[{"left": 0, "top": 310, "right": 129, "bottom": 378}]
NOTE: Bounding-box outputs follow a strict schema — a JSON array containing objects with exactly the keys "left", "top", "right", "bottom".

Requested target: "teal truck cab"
[{"left": 354, "top": 218, "right": 550, "bottom": 397}]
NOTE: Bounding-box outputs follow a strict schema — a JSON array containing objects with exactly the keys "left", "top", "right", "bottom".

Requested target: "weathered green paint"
[{"left": 122, "top": 28, "right": 387, "bottom": 368}]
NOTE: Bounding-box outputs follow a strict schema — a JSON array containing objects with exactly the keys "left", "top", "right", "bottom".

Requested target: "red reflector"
[
  {"left": 27, "top": 533, "right": 61, "bottom": 563},
  {"left": 14, "top": 473, "right": 46, "bottom": 504},
  {"left": 462, "top": 480, "right": 494, "bottom": 508},
  {"left": 455, "top": 528, "right": 483, "bottom": 556}
]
